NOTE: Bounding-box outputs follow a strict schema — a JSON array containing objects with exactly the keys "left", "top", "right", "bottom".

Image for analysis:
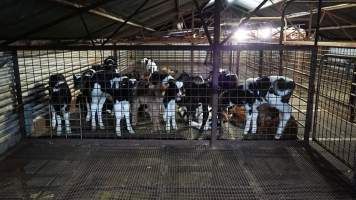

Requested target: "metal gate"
[
  {"left": 10, "top": 44, "right": 313, "bottom": 142},
  {"left": 313, "top": 46, "right": 356, "bottom": 168}
]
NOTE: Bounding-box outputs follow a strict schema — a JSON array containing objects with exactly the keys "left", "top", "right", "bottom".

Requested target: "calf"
[
  {"left": 142, "top": 58, "right": 158, "bottom": 76},
  {"left": 220, "top": 76, "right": 295, "bottom": 139},
  {"left": 110, "top": 74, "right": 137, "bottom": 136},
  {"left": 176, "top": 72, "right": 211, "bottom": 132},
  {"left": 73, "top": 56, "right": 118, "bottom": 130},
  {"left": 48, "top": 74, "right": 72, "bottom": 135},
  {"left": 160, "top": 74, "right": 183, "bottom": 132}
]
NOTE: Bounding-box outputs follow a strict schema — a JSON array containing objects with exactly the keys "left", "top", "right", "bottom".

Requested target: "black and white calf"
[
  {"left": 162, "top": 75, "right": 183, "bottom": 132},
  {"left": 48, "top": 74, "right": 72, "bottom": 135},
  {"left": 148, "top": 71, "right": 183, "bottom": 132},
  {"left": 220, "top": 76, "right": 295, "bottom": 139},
  {"left": 176, "top": 72, "right": 211, "bottom": 132},
  {"left": 142, "top": 58, "right": 158, "bottom": 75},
  {"left": 73, "top": 56, "right": 118, "bottom": 130}
]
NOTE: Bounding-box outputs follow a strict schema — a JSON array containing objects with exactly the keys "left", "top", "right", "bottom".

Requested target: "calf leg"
[
  {"left": 123, "top": 101, "right": 135, "bottom": 134},
  {"left": 151, "top": 102, "right": 161, "bottom": 132},
  {"left": 56, "top": 114, "right": 62, "bottom": 136},
  {"left": 244, "top": 104, "right": 253, "bottom": 135},
  {"left": 97, "top": 96, "right": 106, "bottom": 129},
  {"left": 85, "top": 101, "right": 91, "bottom": 122},
  {"left": 63, "top": 111, "right": 71, "bottom": 134},
  {"left": 251, "top": 103, "right": 259, "bottom": 134},
  {"left": 199, "top": 104, "right": 209, "bottom": 133},
  {"left": 50, "top": 105, "right": 56, "bottom": 129},
  {"left": 91, "top": 96, "right": 99, "bottom": 131},
  {"left": 114, "top": 101, "right": 123, "bottom": 136},
  {"left": 170, "top": 102, "right": 178, "bottom": 130},
  {"left": 164, "top": 105, "right": 170, "bottom": 132},
  {"left": 131, "top": 99, "right": 139, "bottom": 126},
  {"left": 274, "top": 103, "right": 292, "bottom": 139}
]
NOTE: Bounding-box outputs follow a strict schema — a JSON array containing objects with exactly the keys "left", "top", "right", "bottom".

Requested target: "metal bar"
[
  {"left": 304, "top": 0, "right": 323, "bottom": 145},
  {"left": 0, "top": 44, "right": 313, "bottom": 51},
  {"left": 211, "top": 0, "right": 221, "bottom": 147},
  {"left": 350, "top": 60, "right": 356, "bottom": 122},
  {"left": 287, "top": 3, "right": 356, "bottom": 19},
  {"left": 220, "top": 0, "right": 269, "bottom": 45},
  {"left": 48, "top": 0, "right": 156, "bottom": 32},
  {"left": 279, "top": 0, "right": 295, "bottom": 75},
  {"left": 102, "top": 0, "right": 150, "bottom": 46},
  {"left": 1, "top": 0, "right": 116, "bottom": 46},
  {"left": 258, "top": 50, "right": 263, "bottom": 76},
  {"left": 193, "top": 0, "right": 213, "bottom": 45},
  {"left": 11, "top": 51, "right": 26, "bottom": 137},
  {"left": 312, "top": 55, "right": 326, "bottom": 140},
  {"left": 79, "top": 14, "right": 96, "bottom": 46}
]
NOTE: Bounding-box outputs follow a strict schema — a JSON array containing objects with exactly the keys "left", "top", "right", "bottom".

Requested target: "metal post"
[
  {"left": 11, "top": 51, "right": 26, "bottom": 136},
  {"left": 349, "top": 59, "right": 356, "bottom": 122},
  {"left": 304, "top": 0, "right": 322, "bottom": 145},
  {"left": 258, "top": 50, "right": 263, "bottom": 76},
  {"left": 211, "top": 0, "right": 221, "bottom": 147},
  {"left": 279, "top": 0, "right": 294, "bottom": 75}
]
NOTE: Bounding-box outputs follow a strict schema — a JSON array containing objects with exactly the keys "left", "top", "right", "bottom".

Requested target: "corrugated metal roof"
[{"left": 0, "top": 0, "right": 355, "bottom": 43}]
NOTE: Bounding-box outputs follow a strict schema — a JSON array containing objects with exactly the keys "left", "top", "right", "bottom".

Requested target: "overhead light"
[
  {"left": 258, "top": 27, "right": 272, "bottom": 40},
  {"left": 227, "top": 0, "right": 234, "bottom": 3},
  {"left": 232, "top": 28, "right": 249, "bottom": 41}
]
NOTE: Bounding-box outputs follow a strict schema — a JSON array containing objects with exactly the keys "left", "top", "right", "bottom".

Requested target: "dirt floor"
[{"left": 0, "top": 139, "right": 354, "bottom": 200}]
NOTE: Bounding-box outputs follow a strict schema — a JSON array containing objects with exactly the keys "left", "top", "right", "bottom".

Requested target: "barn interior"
[{"left": 0, "top": 0, "right": 356, "bottom": 199}]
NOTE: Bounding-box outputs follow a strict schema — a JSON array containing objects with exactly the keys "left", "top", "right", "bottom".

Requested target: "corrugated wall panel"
[{"left": 0, "top": 51, "right": 20, "bottom": 154}]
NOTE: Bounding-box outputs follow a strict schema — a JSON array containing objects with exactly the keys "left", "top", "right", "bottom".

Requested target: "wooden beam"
[{"left": 48, "top": 0, "right": 155, "bottom": 32}]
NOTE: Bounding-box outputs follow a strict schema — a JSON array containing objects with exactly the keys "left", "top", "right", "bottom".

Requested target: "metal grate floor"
[{"left": 0, "top": 139, "right": 354, "bottom": 200}]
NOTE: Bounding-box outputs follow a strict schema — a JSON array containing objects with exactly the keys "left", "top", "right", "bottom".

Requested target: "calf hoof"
[
  {"left": 128, "top": 129, "right": 135, "bottom": 134},
  {"left": 274, "top": 134, "right": 282, "bottom": 140},
  {"left": 116, "top": 132, "right": 122, "bottom": 137},
  {"left": 99, "top": 125, "right": 105, "bottom": 130},
  {"left": 66, "top": 129, "right": 72, "bottom": 135}
]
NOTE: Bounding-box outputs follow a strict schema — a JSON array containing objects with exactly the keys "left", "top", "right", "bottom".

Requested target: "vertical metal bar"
[
  {"left": 211, "top": 0, "right": 221, "bottom": 147},
  {"left": 312, "top": 55, "right": 326, "bottom": 140},
  {"left": 279, "top": 1, "right": 293, "bottom": 75},
  {"left": 258, "top": 50, "right": 263, "bottom": 76},
  {"left": 349, "top": 59, "right": 356, "bottom": 122},
  {"left": 11, "top": 51, "right": 26, "bottom": 137},
  {"left": 304, "top": 0, "right": 323, "bottom": 145}
]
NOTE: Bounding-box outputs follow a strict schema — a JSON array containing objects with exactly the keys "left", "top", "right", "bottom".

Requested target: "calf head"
[
  {"left": 49, "top": 74, "right": 66, "bottom": 89},
  {"left": 73, "top": 69, "right": 95, "bottom": 90},
  {"left": 103, "top": 56, "right": 118, "bottom": 71}
]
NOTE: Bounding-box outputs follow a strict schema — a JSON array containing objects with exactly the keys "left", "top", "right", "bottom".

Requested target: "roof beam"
[
  {"left": 48, "top": 0, "right": 155, "bottom": 32},
  {"left": 287, "top": 3, "right": 356, "bottom": 18},
  {"left": 1, "top": 0, "right": 116, "bottom": 45}
]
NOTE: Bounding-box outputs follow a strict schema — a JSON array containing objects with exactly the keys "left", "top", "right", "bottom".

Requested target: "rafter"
[{"left": 48, "top": 0, "right": 155, "bottom": 32}]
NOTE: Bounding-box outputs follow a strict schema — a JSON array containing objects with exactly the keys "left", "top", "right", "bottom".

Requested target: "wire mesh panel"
[
  {"left": 17, "top": 47, "right": 215, "bottom": 140},
  {"left": 218, "top": 46, "right": 312, "bottom": 140},
  {"left": 313, "top": 47, "right": 356, "bottom": 168}
]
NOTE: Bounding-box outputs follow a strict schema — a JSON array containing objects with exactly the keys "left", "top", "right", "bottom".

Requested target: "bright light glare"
[
  {"left": 258, "top": 27, "right": 272, "bottom": 40},
  {"left": 232, "top": 29, "right": 249, "bottom": 41},
  {"left": 227, "top": 0, "right": 234, "bottom": 3}
]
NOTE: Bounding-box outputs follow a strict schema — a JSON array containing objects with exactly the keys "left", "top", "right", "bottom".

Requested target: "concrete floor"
[{"left": 0, "top": 139, "right": 354, "bottom": 200}]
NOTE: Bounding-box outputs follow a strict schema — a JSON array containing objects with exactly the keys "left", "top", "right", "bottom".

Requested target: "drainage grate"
[{"left": 0, "top": 140, "right": 354, "bottom": 199}]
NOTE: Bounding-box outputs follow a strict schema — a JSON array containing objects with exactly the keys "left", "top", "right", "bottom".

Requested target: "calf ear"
[
  {"left": 286, "top": 81, "right": 295, "bottom": 90},
  {"left": 175, "top": 81, "right": 183, "bottom": 89}
]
